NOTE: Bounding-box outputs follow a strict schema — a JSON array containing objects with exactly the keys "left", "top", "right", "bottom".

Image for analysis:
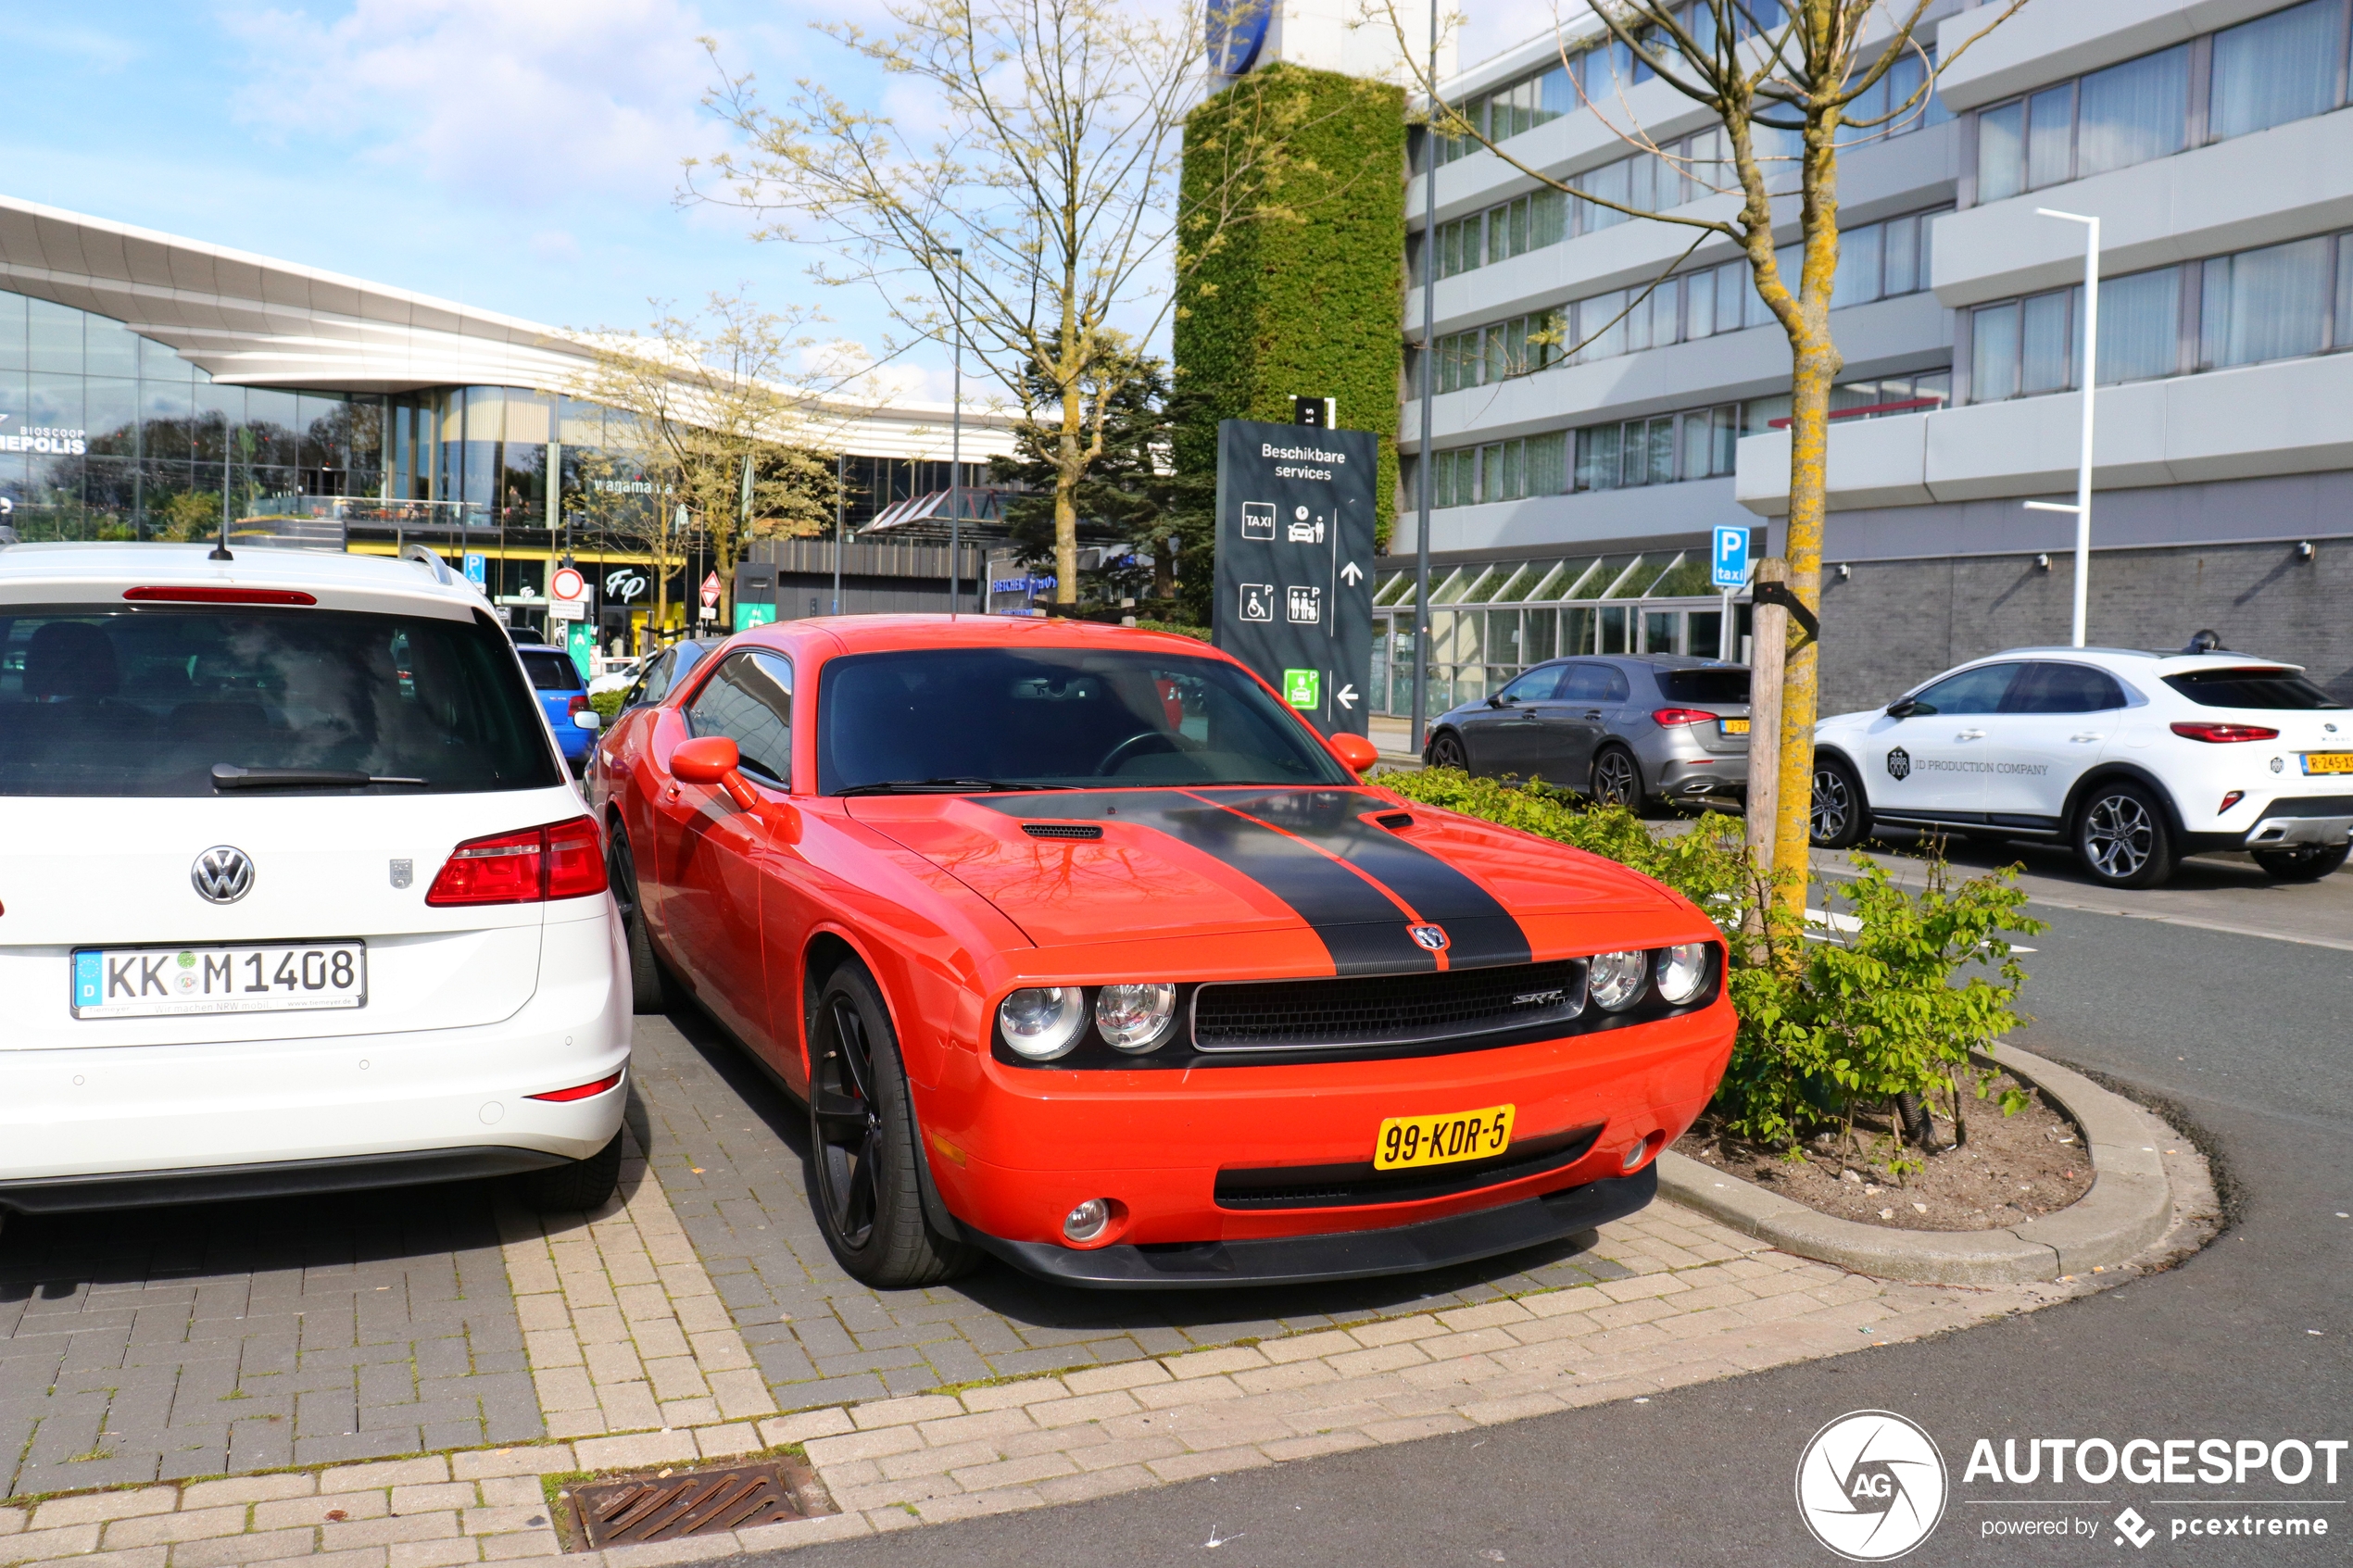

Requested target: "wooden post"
[{"left": 1745, "top": 557, "right": 1788, "bottom": 876}]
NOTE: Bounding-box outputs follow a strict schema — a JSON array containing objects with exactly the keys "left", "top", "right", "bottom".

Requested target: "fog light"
[
  {"left": 1063, "top": 1198, "right": 1112, "bottom": 1243},
  {"left": 1622, "top": 1135, "right": 1658, "bottom": 1172}
]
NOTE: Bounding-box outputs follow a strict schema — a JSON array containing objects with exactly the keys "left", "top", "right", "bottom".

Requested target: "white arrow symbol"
[
  {"left": 1336, "top": 684, "right": 1358, "bottom": 709},
  {"left": 1340, "top": 560, "right": 1364, "bottom": 586}
]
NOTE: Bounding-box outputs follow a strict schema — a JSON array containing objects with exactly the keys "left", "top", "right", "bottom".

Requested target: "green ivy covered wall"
[{"left": 1174, "top": 65, "right": 1406, "bottom": 557}]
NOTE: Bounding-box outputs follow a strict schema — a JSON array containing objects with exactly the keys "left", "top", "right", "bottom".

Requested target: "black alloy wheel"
[
  {"left": 2075, "top": 781, "right": 2176, "bottom": 889},
  {"left": 808, "top": 965, "right": 978, "bottom": 1288},
  {"left": 1428, "top": 731, "right": 1468, "bottom": 771},
  {"left": 1591, "top": 746, "right": 1645, "bottom": 812},
  {"left": 2251, "top": 842, "right": 2352, "bottom": 882},
  {"left": 1809, "top": 756, "right": 1867, "bottom": 848},
  {"left": 607, "top": 828, "right": 671, "bottom": 1015}
]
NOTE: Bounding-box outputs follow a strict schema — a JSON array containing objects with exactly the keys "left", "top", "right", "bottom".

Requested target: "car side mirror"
[
  {"left": 1330, "top": 732, "right": 1380, "bottom": 775},
  {"left": 573, "top": 709, "right": 602, "bottom": 732},
  {"left": 672, "top": 734, "right": 761, "bottom": 809},
  {"left": 1885, "top": 697, "right": 1918, "bottom": 719},
  {"left": 1485, "top": 694, "right": 1511, "bottom": 709}
]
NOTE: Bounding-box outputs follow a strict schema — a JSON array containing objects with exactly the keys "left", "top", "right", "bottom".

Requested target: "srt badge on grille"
[
  {"left": 1408, "top": 923, "right": 1449, "bottom": 951},
  {"left": 191, "top": 847, "right": 255, "bottom": 904}
]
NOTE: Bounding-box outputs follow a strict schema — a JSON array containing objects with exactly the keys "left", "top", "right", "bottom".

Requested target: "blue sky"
[{"left": 3, "top": 2, "right": 1554, "bottom": 399}]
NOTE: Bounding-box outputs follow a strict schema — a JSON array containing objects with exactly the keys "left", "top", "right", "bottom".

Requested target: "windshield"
[
  {"left": 520, "top": 648, "right": 583, "bottom": 691},
  {"left": 817, "top": 646, "right": 1351, "bottom": 794},
  {"left": 2163, "top": 667, "right": 2345, "bottom": 710},
  {"left": 1656, "top": 669, "right": 1749, "bottom": 704},
  {"left": 0, "top": 605, "right": 562, "bottom": 797}
]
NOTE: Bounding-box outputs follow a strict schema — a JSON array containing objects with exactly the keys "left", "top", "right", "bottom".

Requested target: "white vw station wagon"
[{"left": 0, "top": 543, "right": 630, "bottom": 1216}]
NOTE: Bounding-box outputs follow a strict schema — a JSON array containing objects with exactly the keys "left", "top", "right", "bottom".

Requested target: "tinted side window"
[
  {"left": 1656, "top": 668, "right": 1750, "bottom": 704},
  {"left": 1557, "top": 662, "right": 1629, "bottom": 703},
  {"left": 1909, "top": 663, "right": 2020, "bottom": 715},
  {"left": 2163, "top": 667, "right": 2346, "bottom": 709},
  {"left": 1498, "top": 667, "right": 1563, "bottom": 702},
  {"left": 636, "top": 650, "right": 676, "bottom": 706},
  {"left": 687, "top": 650, "right": 794, "bottom": 784},
  {"left": 2005, "top": 662, "right": 2125, "bottom": 713}
]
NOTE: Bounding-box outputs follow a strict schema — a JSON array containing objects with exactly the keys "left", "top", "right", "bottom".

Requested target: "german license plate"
[
  {"left": 1719, "top": 718, "right": 1751, "bottom": 735},
  {"left": 71, "top": 942, "right": 368, "bottom": 1019},
  {"left": 2301, "top": 752, "right": 2353, "bottom": 775},
  {"left": 1373, "top": 1103, "right": 1516, "bottom": 1171}
]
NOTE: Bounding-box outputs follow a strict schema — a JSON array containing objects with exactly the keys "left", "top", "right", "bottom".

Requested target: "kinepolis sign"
[
  {"left": 0, "top": 421, "right": 87, "bottom": 455},
  {"left": 1211, "top": 419, "right": 1375, "bottom": 738}
]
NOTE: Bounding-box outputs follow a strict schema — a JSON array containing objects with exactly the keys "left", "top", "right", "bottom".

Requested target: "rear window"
[
  {"left": 520, "top": 648, "right": 585, "bottom": 691},
  {"left": 0, "top": 605, "right": 563, "bottom": 797},
  {"left": 2162, "top": 667, "right": 2345, "bottom": 710},
  {"left": 1655, "top": 669, "right": 1749, "bottom": 705}
]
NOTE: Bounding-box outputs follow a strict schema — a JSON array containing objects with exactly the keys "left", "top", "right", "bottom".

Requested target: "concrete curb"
[{"left": 1656, "top": 1044, "right": 2175, "bottom": 1286}]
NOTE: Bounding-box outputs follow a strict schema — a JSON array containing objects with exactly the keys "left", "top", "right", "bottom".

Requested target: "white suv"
[
  {"left": 1809, "top": 646, "right": 2353, "bottom": 889},
  {"left": 0, "top": 543, "right": 630, "bottom": 1215}
]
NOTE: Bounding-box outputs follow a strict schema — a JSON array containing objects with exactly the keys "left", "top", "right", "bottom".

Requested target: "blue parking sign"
[
  {"left": 463, "top": 551, "right": 487, "bottom": 588},
  {"left": 1711, "top": 526, "right": 1750, "bottom": 589}
]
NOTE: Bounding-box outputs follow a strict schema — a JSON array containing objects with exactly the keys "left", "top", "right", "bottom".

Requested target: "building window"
[
  {"left": 1966, "top": 228, "right": 2353, "bottom": 401},
  {"left": 1973, "top": 1, "right": 2353, "bottom": 205}
]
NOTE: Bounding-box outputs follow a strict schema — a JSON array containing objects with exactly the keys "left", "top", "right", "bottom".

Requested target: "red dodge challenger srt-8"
[{"left": 587, "top": 615, "right": 1733, "bottom": 1290}]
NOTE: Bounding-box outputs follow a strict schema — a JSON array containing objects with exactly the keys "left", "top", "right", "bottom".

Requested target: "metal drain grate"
[{"left": 566, "top": 1458, "right": 829, "bottom": 1549}]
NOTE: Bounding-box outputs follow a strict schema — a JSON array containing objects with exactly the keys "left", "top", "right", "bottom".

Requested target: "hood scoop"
[{"left": 1021, "top": 822, "right": 1104, "bottom": 841}]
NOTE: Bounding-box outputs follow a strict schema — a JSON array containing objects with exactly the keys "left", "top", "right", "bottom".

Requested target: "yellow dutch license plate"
[
  {"left": 1719, "top": 718, "right": 1752, "bottom": 735},
  {"left": 1373, "top": 1103, "right": 1516, "bottom": 1171},
  {"left": 2302, "top": 752, "right": 2353, "bottom": 775}
]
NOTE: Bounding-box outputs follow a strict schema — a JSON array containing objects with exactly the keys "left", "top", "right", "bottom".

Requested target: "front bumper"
[{"left": 961, "top": 1166, "right": 1655, "bottom": 1288}]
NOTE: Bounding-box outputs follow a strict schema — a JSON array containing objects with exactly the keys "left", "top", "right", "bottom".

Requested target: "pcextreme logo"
[{"left": 1796, "top": 1411, "right": 1948, "bottom": 1561}]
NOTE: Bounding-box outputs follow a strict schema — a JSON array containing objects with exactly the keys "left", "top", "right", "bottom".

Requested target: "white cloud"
[
  {"left": 221, "top": 0, "right": 727, "bottom": 206},
  {"left": 1455, "top": 0, "right": 1588, "bottom": 73}
]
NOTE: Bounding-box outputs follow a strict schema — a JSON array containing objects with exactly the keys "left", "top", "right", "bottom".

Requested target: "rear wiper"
[
  {"left": 212, "top": 764, "right": 429, "bottom": 790},
  {"left": 835, "top": 777, "right": 1078, "bottom": 797}
]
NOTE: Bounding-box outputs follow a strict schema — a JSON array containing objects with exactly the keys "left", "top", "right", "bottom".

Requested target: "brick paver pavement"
[
  {"left": 0, "top": 1185, "right": 535, "bottom": 1502},
  {"left": 630, "top": 1012, "right": 1645, "bottom": 1411}
]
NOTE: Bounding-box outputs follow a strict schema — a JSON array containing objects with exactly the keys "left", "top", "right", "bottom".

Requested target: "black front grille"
[
  {"left": 1190, "top": 960, "right": 1587, "bottom": 1052},
  {"left": 1214, "top": 1123, "right": 1604, "bottom": 1209}
]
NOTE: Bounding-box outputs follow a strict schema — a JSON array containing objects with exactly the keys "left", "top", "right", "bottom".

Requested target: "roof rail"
[{"left": 400, "top": 542, "right": 460, "bottom": 588}]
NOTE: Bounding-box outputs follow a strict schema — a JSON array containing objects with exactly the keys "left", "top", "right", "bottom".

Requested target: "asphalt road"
[{"left": 753, "top": 888, "right": 2353, "bottom": 1567}]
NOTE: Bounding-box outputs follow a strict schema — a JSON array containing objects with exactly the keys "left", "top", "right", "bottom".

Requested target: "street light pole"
[
  {"left": 948, "top": 247, "right": 964, "bottom": 615},
  {"left": 2029, "top": 208, "right": 2099, "bottom": 648},
  {"left": 1409, "top": 0, "right": 1440, "bottom": 753},
  {"left": 833, "top": 451, "right": 845, "bottom": 616}
]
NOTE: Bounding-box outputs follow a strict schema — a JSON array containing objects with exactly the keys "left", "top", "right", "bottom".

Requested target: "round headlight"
[
  {"left": 1655, "top": 943, "right": 1711, "bottom": 1005},
  {"left": 1587, "top": 949, "right": 1649, "bottom": 1011},
  {"left": 1094, "top": 983, "right": 1177, "bottom": 1052},
  {"left": 998, "top": 986, "right": 1087, "bottom": 1060}
]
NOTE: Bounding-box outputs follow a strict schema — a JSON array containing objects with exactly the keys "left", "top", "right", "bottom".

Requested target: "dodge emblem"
[
  {"left": 1885, "top": 746, "right": 1911, "bottom": 781},
  {"left": 1409, "top": 923, "right": 1450, "bottom": 951},
  {"left": 191, "top": 846, "right": 255, "bottom": 904}
]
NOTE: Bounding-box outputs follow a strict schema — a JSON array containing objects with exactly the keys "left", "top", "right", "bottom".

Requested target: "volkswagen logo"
[
  {"left": 1885, "top": 746, "right": 1912, "bottom": 782},
  {"left": 1408, "top": 923, "right": 1449, "bottom": 952},
  {"left": 1794, "top": 1410, "right": 1947, "bottom": 1562},
  {"left": 191, "top": 847, "right": 255, "bottom": 904}
]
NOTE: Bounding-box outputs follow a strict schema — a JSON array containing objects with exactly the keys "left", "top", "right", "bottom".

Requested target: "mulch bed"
[{"left": 1670, "top": 1070, "right": 2096, "bottom": 1232}]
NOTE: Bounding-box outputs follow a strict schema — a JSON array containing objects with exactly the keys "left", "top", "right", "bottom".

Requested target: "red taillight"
[
  {"left": 527, "top": 1070, "right": 624, "bottom": 1103},
  {"left": 1653, "top": 708, "right": 1718, "bottom": 727},
  {"left": 425, "top": 815, "right": 607, "bottom": 906},
  {"left": 124, "top": 585, "right": 317, "bottom": 606},
  {"left": 567, "top": 693, "right": 590, "bottom": 716},
  {"left": 2221, "top": 791, "right": 2246, "bottom": 813},
  {"left": 2171, "top": 721, "right": 2279, "bottom": 744}
]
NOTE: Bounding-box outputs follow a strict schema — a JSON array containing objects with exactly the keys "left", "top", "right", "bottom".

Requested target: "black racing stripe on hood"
[
  {"left": 1211, "top": 789, "right": 1533, "bottom": 971},
  {"left": 974, "top": 790, "right": 1435, "bottom": 975}
]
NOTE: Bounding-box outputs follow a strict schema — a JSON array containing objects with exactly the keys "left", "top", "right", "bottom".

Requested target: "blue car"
[{"left": 518, "top": 643, "right": 595, "bottom": 768}]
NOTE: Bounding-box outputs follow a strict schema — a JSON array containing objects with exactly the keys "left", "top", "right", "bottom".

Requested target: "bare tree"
[
  {"left": 1384, "top": 0, "right": 2021, "bottom": 911},
  {"left": 686, "top": 0, "right": 1360, "bottom": 606},
  {"left": 570, "top": 294, "right": 843, "bottom": 629}
]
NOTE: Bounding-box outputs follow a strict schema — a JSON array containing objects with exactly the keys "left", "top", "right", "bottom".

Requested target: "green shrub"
[
  {"left": 1133, "top": 618, "right": 1212, "bottom": 641},
  {"left": 1379, "top": 768, "right": 2042, "bottom": 1149},
  {"left": 589, "top": 689, "right": 626, "bottom": 724}
]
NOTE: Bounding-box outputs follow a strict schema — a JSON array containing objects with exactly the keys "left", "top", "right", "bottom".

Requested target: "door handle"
[
  {"left": 1956, "top": 728, "right": 1985, "bottom": 741},
  {"left": 2070, "top": 733, "right": 2104, "bottom": 743},
  {"left": 1584, "top": 710, "right": 1604, "bottom": 720}
]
